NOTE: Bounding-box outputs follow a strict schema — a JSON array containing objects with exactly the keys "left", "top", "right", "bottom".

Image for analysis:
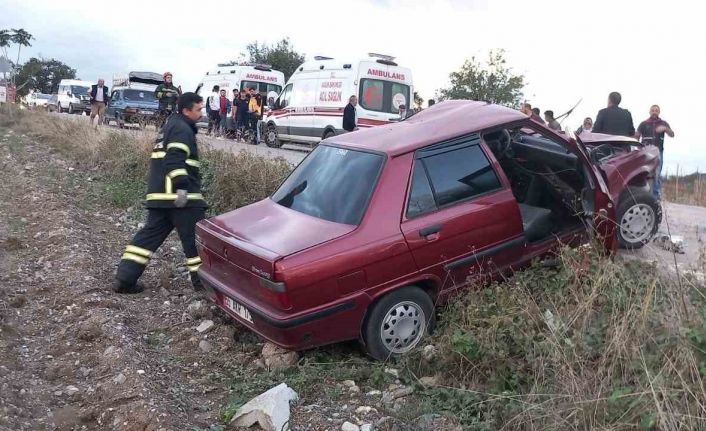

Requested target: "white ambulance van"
[
  {"left": 263, "top": 53, "right": 413, "bottom": 148},
  {"left": 194, "top": 63, "right": 285, "bottom": 126}
]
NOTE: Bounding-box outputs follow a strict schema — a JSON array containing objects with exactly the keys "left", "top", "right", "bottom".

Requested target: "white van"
[
  {"left": 263, "top": 53, "right": 413, "bottom": 147},
  {"left": 56, "top": 79, "right": 94, "bottom": 114},
  {"left": 194, "top": 63, "right": 285, "bottom": 126}
]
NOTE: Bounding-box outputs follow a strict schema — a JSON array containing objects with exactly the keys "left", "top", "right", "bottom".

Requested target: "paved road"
[
  {"left": 624, "top": 201, "right": 705, "bottom": 276},
  {"left": 201, "top": 135, "right": 307, "bottom": 165}
]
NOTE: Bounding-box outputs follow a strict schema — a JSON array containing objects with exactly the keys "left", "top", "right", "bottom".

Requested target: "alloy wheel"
[{"left": 380, "top": 301, "right": 426, "bottom": 354}]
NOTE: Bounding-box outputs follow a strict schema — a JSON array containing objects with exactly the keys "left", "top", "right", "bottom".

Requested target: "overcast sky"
[{"left": 3, "top": 0, "right": 705, "bottom": 173}]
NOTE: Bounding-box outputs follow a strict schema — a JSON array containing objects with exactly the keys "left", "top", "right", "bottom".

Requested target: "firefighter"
[
  {"left": 114, "top": 92, "right": 207, "bottom": 294},
  {"left": 155, "top": 71, "right": 182, "bottom": 128}
]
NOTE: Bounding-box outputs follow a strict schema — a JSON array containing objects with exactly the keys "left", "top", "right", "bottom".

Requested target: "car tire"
[
  {"left": 68, "top": 103, "right": 74, "bottom": 114},
  {"left": 264, "top": 123, "right": 282, "bottom": 148},
  {"left": 58, "top": 103, "right": 63, "bottom": 113},
  {"left": 616, "top": 186, "right": 662, "bottom": 249},
  {"left": 362, "top": 286, "right": 435, "bottom": 361}
]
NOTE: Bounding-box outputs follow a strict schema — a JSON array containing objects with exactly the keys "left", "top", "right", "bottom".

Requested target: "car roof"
[
  {"left": 330, "top": 100, "right": 528, "bottom": 156},
  {"left": 578, "top": 131, "right": 639, "bottom": 144}
]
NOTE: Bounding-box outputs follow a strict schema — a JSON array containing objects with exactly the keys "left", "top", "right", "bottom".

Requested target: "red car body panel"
[{"left": 195, "top": 101, "right": 656, "bottom": 351}]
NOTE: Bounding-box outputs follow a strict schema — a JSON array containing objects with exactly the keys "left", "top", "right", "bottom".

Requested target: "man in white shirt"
[
  {"left": 89, "top": 79, "right": 109, "bottom": 126},
  {"left": 206, "top": 85, "right": 221, "bottom": 136}
]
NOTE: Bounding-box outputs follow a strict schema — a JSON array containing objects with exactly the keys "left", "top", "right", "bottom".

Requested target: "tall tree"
[
  {"left": 245, "top": 38, "right": 305, "bottom": 82},
  {"left": 15, "top": 57, "right": 76, "bottom": 97},
  {"left": 0, "top": 30, "right": 12, "bottom": 83},
  {"left": 10, "top": 28, "right": 33, "bottom": 68},
  {"left": 439, "top": 49, "right": 525, "bottom": 107}
]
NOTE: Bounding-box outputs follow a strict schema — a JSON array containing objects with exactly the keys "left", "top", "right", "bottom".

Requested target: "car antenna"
[{"left": 556, "top": 98, "right": 582, "bottom": 124}]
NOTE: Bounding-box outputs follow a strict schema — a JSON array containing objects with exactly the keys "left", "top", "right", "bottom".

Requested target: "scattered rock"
[
  {"left": 342, "top": 380, "right": 357, "bottom": 387},
  {"left": 366, "top": 390, "right": 382, "bottom": 397},
  {"left": 355, "top": 406, "right": 377, "bottom": 415},
  {"left": 382, "top": 386, "right": 414, "bottom": 404},
  {"left": 113, "top": 373, "right": 126, "bottom": 385},
  {"left": 360, "top": 425, "right": 373, "bottom": 431},
  {"left": 65, "top": 385, "right": 79, "bottom": 396},
  {"left": 77, "top": 318, "right": 103, "bottom": 342},
  {"left": 653, "top": 234, "right": 685, "bottom": 254},
  {"left": 137, "top": 370, "right": 145, "bottom": 375},
  {"left": 341, "top": 421, "right": 360, "bottom": 431},
  {"left": 422, "top": 344, "right": 437, "bottom": 362},
  {"left": 198, "top": 340, "right": 213, "bottom": 353},
  {"left": 196, "top": 320, "right": 214, "bottom": 333},
  {"left": 384, "top": 367, "right": 399, "bottom": 378},
  {"left": 230, "top": 383, "right": 298, "bottom": 431},
  {"left": 187, "top": 300, "right": 208, "bottom": 319},
  {"left": 419, "top": 376, "right": 439, "bottom": 387},
  {"left": 261, "top": 342, "right": 299, "bottom": 371}
]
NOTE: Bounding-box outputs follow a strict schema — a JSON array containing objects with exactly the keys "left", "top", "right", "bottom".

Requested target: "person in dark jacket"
[
  {"left": 343, "top": 95, "right": 358, "bottom": 132},
  {"left": 592, "top": 92, "right": 635, "bottom": 137},
  {"left": 636, "top": 104, "right": 675, "bottom": 199},
  {"left": 88, "top": 79, "right": 110, "bottom": 126},
  {"left": 544, "top": 110, "right": 561, "bottom": 131},
  {"left": 155, "top": 72, "right": 182, "bottom": 127},
  {"left": 114, "top": 92, "right": 207, "bottom": 294}
]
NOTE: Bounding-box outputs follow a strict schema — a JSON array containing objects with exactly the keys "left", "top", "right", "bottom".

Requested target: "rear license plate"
[
  {"left": 224, "top": 296, "right": 253, "bottom": 323},
  {"left": 139, "top": 110, "right": 153, "bottom": 115}
]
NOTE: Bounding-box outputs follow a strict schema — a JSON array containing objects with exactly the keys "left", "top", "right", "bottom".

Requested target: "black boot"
[
  {"left": 191, "top": 273, "right": 204, "bottom": 291},
  {"left": 112, "top": 279, "right": 145, "bottom": 294}
]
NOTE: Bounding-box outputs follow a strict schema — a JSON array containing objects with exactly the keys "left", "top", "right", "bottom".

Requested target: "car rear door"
[{"left": 400, "top": 134, "right": 525, "bottom": 290}]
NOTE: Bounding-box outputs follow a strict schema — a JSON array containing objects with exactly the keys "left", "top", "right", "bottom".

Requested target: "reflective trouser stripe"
[
  {"left": 165, "top": 176, "right": 172, "bottom": 194},
  {"left": 152, "top": 151, "right": 200, "bottom": 168},
  {"left": 145, "top": 193, "right": 204, "bottom": 200},
  {"left": 167, "top": 168, "right": 188, "bottom": 179},
  {"left": 186, "top": 256, "right": 202, "bottom": 265},
  {"left": 122, "top": 252, "right": 149, "bottom": 265},
  {"left": 188, "top": 264, "right": 201, "bottom": 272},
  {"left": 125, "top": 245, "right": 153, "bottom": 258}
]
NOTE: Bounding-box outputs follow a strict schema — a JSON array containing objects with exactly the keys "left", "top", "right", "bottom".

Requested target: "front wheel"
[
  {"left": 617, "top": 187, "right": 662, "bottom": 249},
  {"left": 362, "top": 286, "right": 435, "bottom": 361},
  {"left": 264, "top": 123, "right": 282, "bottom": 148}
]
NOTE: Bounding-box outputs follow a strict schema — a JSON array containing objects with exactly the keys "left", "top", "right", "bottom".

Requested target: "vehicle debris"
[{"left": 230, "top": 383, "right": 299, "bottom": 431}]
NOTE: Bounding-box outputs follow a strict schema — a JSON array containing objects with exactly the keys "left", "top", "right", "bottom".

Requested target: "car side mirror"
[
  {"left": 67, "top": 92, "right": 72, "bottom": 98},
  {"left": 273, "top": 99, "right": 281, "bottom": 110}
]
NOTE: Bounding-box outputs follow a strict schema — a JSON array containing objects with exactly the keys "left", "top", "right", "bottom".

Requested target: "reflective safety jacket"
[
  {"left": 155, "top": 83, "right": 181, "bottom": 112},
  {"left": 146, "top": 114, "right": 207, "bottom": 209}
]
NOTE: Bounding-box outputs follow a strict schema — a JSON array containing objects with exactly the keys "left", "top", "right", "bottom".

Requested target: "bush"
[{"left": 404, "top": 245, "right": 706, "bottom": 430}]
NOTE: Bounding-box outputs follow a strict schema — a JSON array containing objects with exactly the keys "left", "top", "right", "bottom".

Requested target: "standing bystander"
[
  {"left": 636, "top": 105, "right": 675, "bottom": 199},
  {"left": 343, "top": 95, "right": 358, "bottom": 132},
  {"left": 88, "top": 79, "right": 109, "bottom": 126},
  {"left": 592, "top": 92, "right": 635, "bottom": 137}
]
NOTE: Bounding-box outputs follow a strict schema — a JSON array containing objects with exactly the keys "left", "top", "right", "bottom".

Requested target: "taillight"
[{"left": 259, "top": 278, "right": 291, "bottom": 310}]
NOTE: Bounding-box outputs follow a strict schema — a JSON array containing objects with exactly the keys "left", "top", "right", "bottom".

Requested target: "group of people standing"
[
  {"left": 524, "top": 91, "right": 675, "bottom": 200},
  {"left": 206, "top": 85, "right": 263, "bottom": 141}
]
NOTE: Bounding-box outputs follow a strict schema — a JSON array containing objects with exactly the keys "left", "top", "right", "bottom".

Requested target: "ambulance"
[
  {"left": 194, "top": 63, "right": 285, "bottom": 126},
  {"left": 263, "top": 53, "right": 413, "bottom": 148}
]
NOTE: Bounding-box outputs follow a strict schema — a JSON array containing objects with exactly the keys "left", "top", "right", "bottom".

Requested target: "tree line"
[{"left": 2, "top": 28, "right": 525, "bottom": 107}]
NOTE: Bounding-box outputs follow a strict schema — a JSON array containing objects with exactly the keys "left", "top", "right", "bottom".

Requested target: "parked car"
[
  {"left": 46, "top": 94, "right": 59, "bottom": 112},
  {"left": 104, "top": 72, "right": 163, "bottom": 128},
  {"left": 26, "top": 92, "right": 51, "bottom": 109},
  {"left": 195, "top": 100, "right": 661, "bottom": 360}
]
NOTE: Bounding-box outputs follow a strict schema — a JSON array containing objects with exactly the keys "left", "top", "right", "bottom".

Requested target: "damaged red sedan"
[{"left": 195, "top": 101, "right": 660, "bottom": 360}]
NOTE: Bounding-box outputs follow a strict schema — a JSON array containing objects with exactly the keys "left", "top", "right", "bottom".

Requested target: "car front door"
[
  {"left": 273, "top": 83, "right": 293, "bottom": 138},
  {"left": 400, "top": 134, "right": 525, "bottom": 291}
]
